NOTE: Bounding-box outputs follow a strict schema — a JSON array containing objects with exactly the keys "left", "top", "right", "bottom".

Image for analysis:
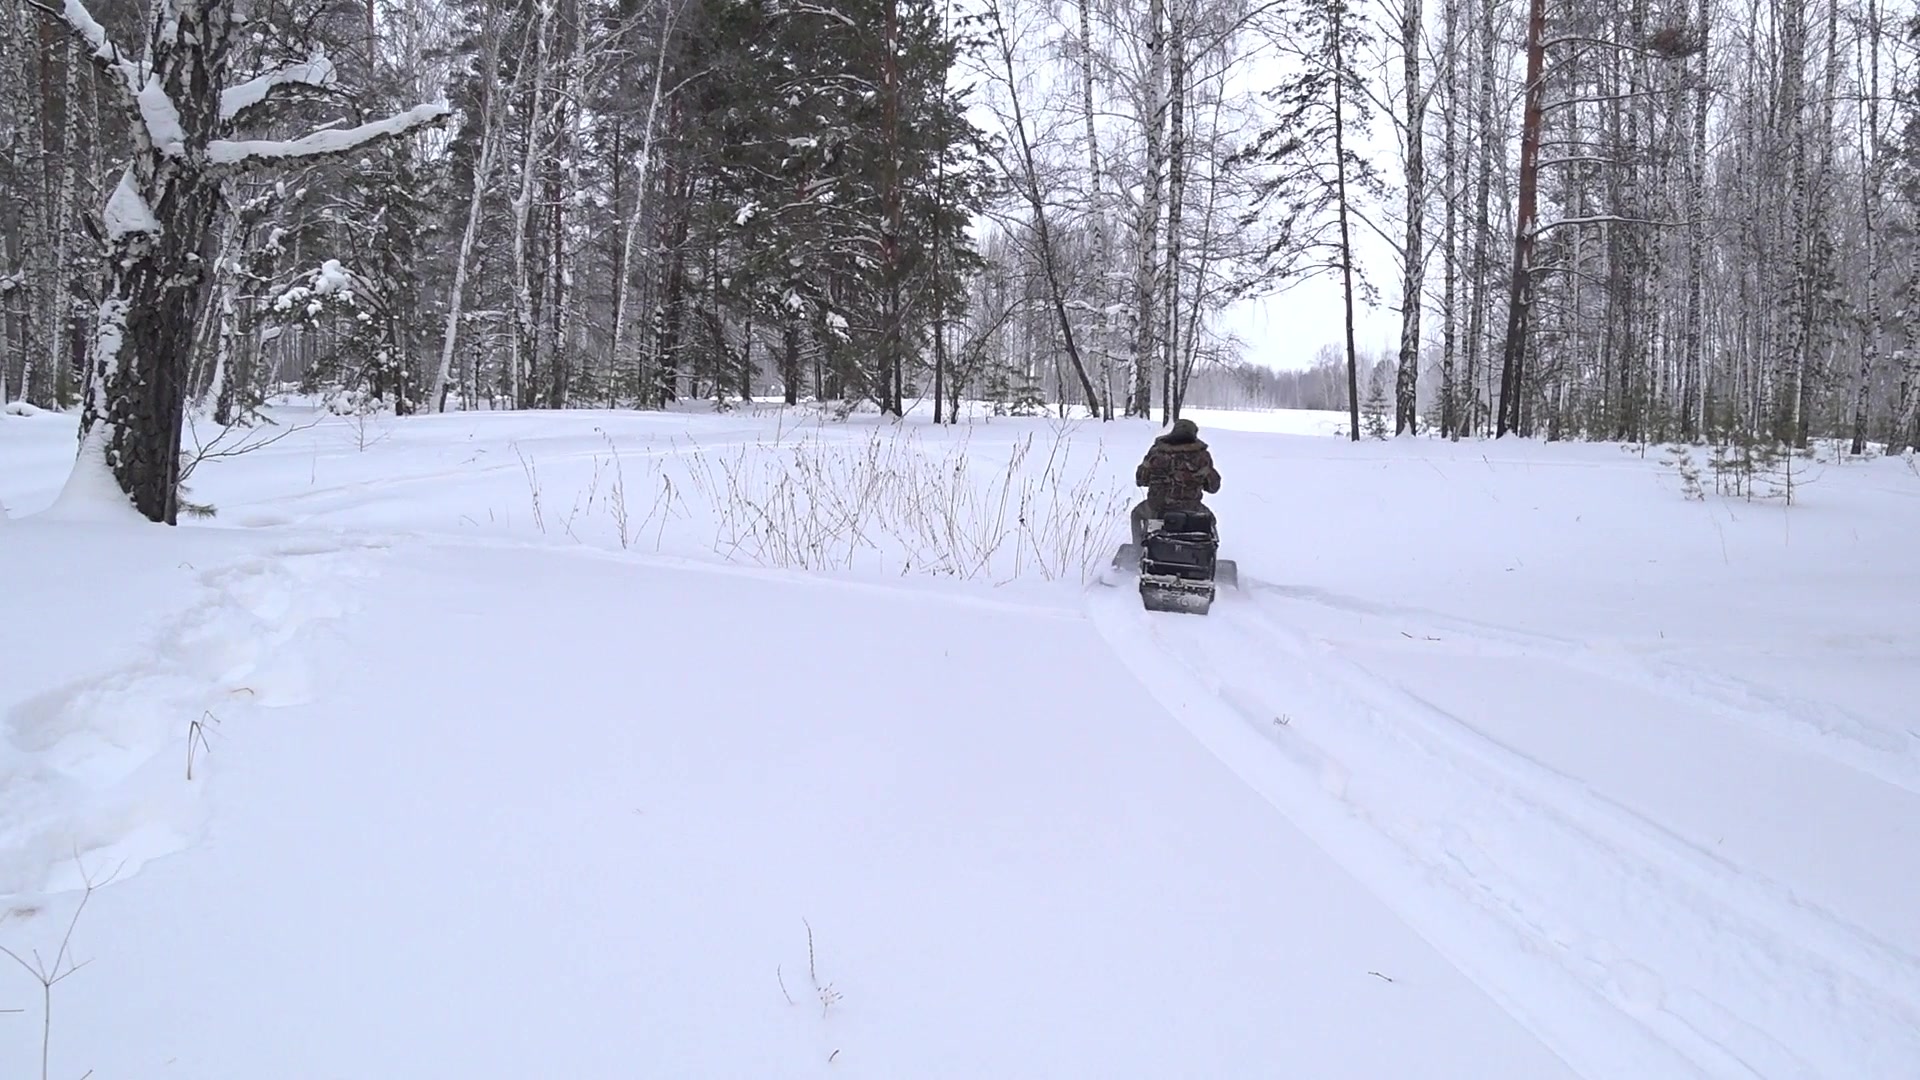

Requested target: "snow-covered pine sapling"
[
  {"left": 1660, "top": 444, "right": 1706, "bottom": 501},
  {"left": 1708, "top": 426, "right": 1757, "bottom": 498},
  {"left": 19, "top": 0, "right": 450, "bottom": 524},
  {"left": 1751, "top": 442, "right": 1817, "bottom": 506},
  {"left": 1363, "top": 363, "right": 1392, "bottom": 440}
]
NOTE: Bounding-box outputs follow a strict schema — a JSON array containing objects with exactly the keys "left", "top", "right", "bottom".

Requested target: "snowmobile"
[{"left": 1109, "top": 505, "right": 1237, "bottom": 615}]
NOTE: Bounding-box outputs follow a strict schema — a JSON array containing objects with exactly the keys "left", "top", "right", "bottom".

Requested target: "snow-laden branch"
[
  {"left": 138, "top": 75, "right": 189, "bottom": 157},
  {"left": 771, "top": 0, "right": 857, "bottom": 28},
  {"left": 20, "top": 0, "right": 197, "bottom": 158},
  {"left": 1531, "top": 214, "right": 1692, "bottom": 238},
  {"left": 104, "top": 169, "right": 162, "bottom": 241},
  {"left": 221, "top": 53, "right": 338, "bottom": 122},
  {"left": 207, "top": 101, "right": 452, "bottom": 170},
  {"left": 20, "top": 0, "right": 141, "bottom": 97}
]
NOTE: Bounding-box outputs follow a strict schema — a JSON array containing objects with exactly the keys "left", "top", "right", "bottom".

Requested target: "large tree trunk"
[
  {"left": 1680, "top": 0, "right": 1708, "bottom": 440},
  {"left": 1331, "top": 5, "right": 1359, "bottom": 442},
  {"left": 1850, "top": 0, "right": 1883, "bottom": 456},
  {"left": 879, "top": 0, "right": 905, "bottom": 416},
  {"left": 1495, "top": 0, "right": 1546, "bottom": 438},
  {"left": 608, "top": 23, "right": 672, "bottom": 408},
  {"left": 1772, "top": 1, "right": 1810, "bottom": 445},
  {"left": 81, "top": 167, "right": 224, "bottom": 522},
  {"left": 781, "top": 312, "right": 801, "bottom": 405},
  {"left": 11, "top": 17, "right": 52, "bottom": 407},
  {"left": 1161, "top": 0, "right": 1187, "bottom": 423},
  {"left": 1077, "top": 0, "right": 1111, "bottom": 418},
  {"left": 1129, "top": 0, "right": 1166, "bottom": 418},
  {"left": 1462, "top": 0, "right": 1498, "bottom": 437},
  {"left": 508, "top": 0, "right": 554, "bottom": 409},
  {"left": 1439, "top": 0, "right": 1460, "bottom": 438},
  {"left": 1395, "top": 0, "right": 1425, "bottom": 435}
]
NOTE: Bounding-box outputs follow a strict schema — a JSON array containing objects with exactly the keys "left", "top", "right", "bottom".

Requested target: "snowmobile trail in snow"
[
  {"left": 1247, "top": 580, "right": 1920, "bottom": 798},
  {"left": 1086, "top": 577, "right": 1920, "bottom": 1080}
]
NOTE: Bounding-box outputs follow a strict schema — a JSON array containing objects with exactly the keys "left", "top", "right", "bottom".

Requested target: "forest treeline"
[{"left": 1, "top": 0, "right": 1915, "bottom": 520}]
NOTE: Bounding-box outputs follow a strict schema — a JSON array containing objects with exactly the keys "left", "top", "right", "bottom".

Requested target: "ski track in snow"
[
  {"left": 0, "top": 538, "right": 383, "bottom": 901},
  {"left": 1251, "top": 581, "right": 1920, "bottom": 797},
  {"left": 1087, "top": 576, "right": 1920, "bottom": 1080}
]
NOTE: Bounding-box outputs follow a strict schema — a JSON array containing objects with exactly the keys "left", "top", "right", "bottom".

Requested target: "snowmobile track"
[
  {"left": 1246, "top": 580, "right": 1920, "bottom": 798},
  {"left": 1088, "top": 576, "right": 1920, "bottom": 1080},
  {"left": 1231, "top": 592, "right": 1920, "bottom": 983}
]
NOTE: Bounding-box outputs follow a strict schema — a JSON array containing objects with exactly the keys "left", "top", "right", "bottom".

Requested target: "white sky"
[
  {"left": 1219, "top": 266, "right": 1407, "bottom": 372},
  {"left": 956, "top": 0, "right": 1424, "bottom": 376}
]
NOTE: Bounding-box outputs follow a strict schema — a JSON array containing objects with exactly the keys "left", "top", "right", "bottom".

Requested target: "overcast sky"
[
  {"left": 1219, "top": 263, "right": 1406, "bottom": 373},
  {"left": 957, "top": 0, "right": 1423, "bottom": 378}
]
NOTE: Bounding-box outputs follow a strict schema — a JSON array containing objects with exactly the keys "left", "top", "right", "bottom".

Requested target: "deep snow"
[{"left": 2, "top": 400, "right": 1916, "bottom": 1078}]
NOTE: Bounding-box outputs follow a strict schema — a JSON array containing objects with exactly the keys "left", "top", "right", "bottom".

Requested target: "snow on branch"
[
  {"left": 19, "top": 0, "right": 142, "bottom": 97},
  {"left": 770, "top": 0, "right": 858, "bottom": 27},
  {"left": 221, "top": 52, "right": 339, "bottom": 123},
  {"left": 104, "top": 169, "right": 162, "bottom": 241},
  {"left": 207, "top": 101, "right": 452, "bottom": 170},
  {"left": 20, "top": 0, "right": 195, "bottom": 157},
  {"left": 1532, "top": 214, "right": 1692, "bottom": 237}
]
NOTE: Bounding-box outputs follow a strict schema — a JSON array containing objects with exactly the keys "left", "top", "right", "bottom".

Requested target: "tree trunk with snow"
[{"left": 31, "top": 0, "right": 447, "bottom": 523}]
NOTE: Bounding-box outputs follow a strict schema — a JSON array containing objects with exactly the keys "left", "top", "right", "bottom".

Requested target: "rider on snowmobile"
[{"left": 1130, "top": 417, "right": 1221, "bottom": 546}]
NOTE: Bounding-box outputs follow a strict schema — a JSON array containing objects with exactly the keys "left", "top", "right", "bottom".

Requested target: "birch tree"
[{"left": 25, "top": 0, "right": 449, "bottom": 523}]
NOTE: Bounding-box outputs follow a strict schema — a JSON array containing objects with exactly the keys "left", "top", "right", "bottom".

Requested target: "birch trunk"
[
  {"left": 1680, "top": 0, "right": 1708, "bottom": 439},
  {"left": 427, "top": 94, "right": 503, "bottom": 413},
  {"left": 1463, "top": 0, "right": 1498, "bottom": 437},
  {"left": 1078, "top": 0, "right": 1111, "bottom": 417},
  {"left": 1395, "top": 0, "right": 1425, "bottom": 435},
  {"left": 509, "top": 0, "right": 554, "bottom": 408},
  {"left": 1850, "top": 0, "right": 1883, "bottom": 455},
  {"left": 1129, "top": 0, "right": 1166, "bottom": 418},
  {"left": 1160, "top": 0, "right": 1187, "bottom": 423},
  {"left": 1331, "top": 4, "right": 1360, "bottom": 442},
  {"left": 1439, "top": 0, "right": 1459, "bottom": 437}
]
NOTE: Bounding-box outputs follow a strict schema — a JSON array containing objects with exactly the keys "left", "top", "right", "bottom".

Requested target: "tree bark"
[
  {"left": 1849, "top": 0, "right": 1883, "bottom": 456},
  {"left": 1495, "top": 0, "right": 1546, "bottom": 438},
  {"left": 1161, "top": 0, "right": 1188, "bottom": 423},
  {"left": 1331, "top": 3, "right": 1360, "bottom": 442},
  {"left": 1439, "top": 0, "right": 1460, "bottom": 438},
  {"left": 1396, "top": 0, "right": 1426, "bottom": 435},
  {"left": 1130, "top": 0, "right": 1166, "bottom": 418}
]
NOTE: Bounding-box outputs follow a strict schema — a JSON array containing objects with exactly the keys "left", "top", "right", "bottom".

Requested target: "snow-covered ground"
[{"left": 2, "top": 401, "right": 1916, "bottom": 1078}]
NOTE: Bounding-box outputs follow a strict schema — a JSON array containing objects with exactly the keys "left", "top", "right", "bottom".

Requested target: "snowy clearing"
[{"left": 2, "top": 402, "right": 1917, "bottom": 1078}]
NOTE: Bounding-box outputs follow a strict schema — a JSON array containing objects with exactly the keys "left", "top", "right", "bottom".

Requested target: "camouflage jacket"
[{"left": 1136, "top": 431, "right": 1221, "bottom": 508}]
